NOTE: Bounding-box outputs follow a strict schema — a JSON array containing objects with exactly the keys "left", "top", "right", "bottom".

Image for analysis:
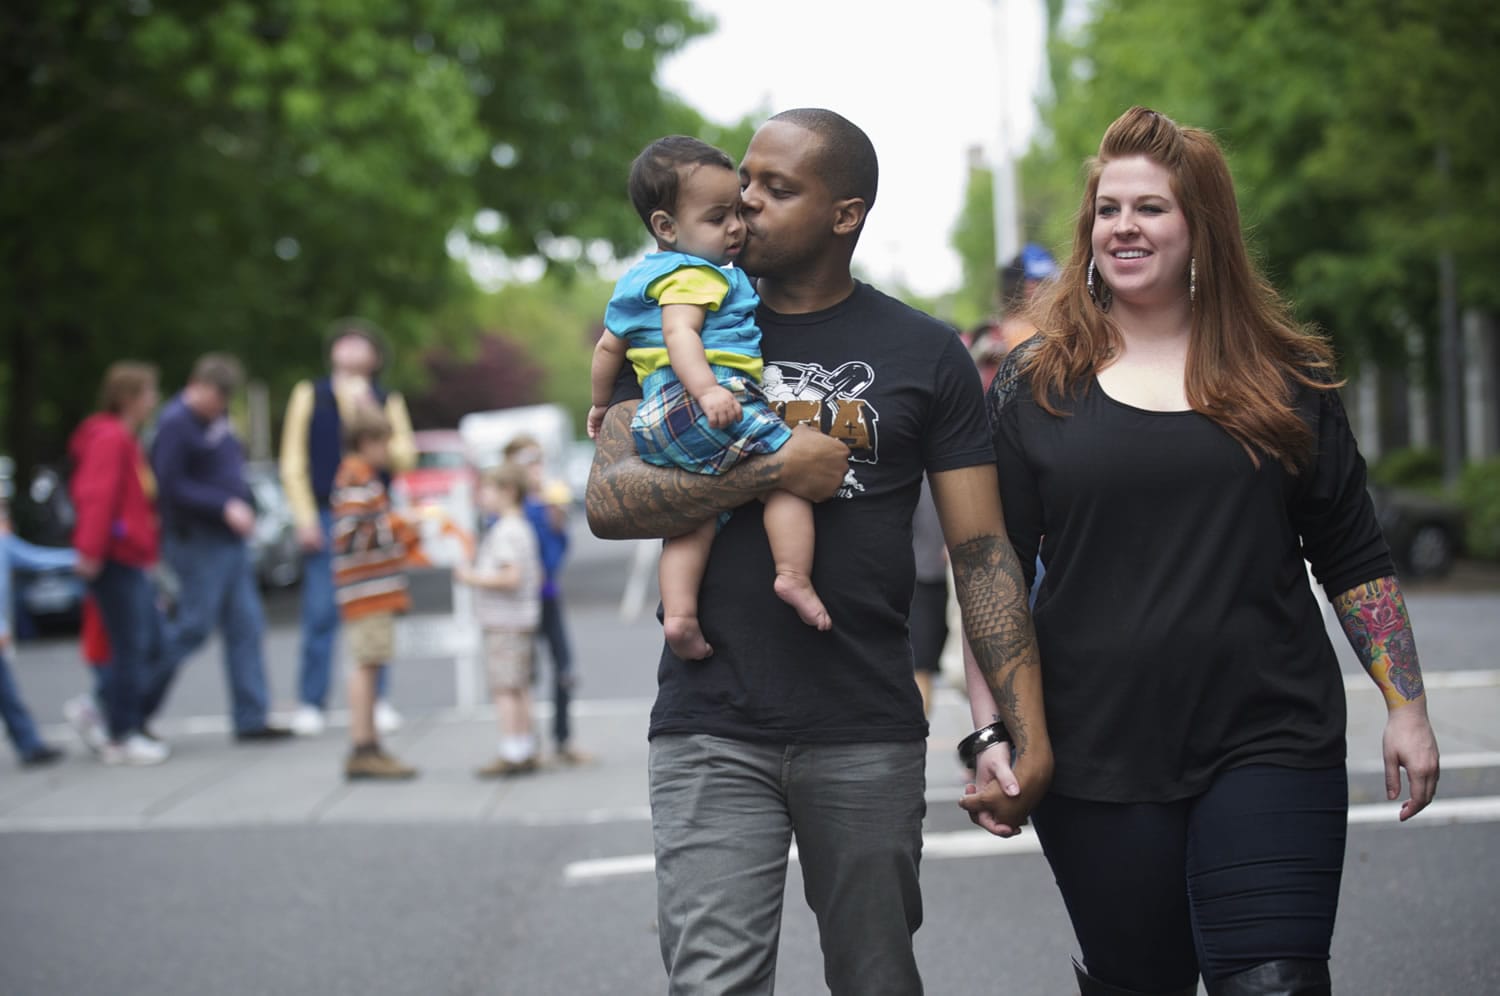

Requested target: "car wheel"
[{"left": 1404, "top": 523, "right": 1455, "bottom": 579}]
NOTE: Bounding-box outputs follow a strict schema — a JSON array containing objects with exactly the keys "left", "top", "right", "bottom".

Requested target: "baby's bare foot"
[
  {"left": 664, "top": 614, "right": 713, "bottom": 660},
  {"left": 774, "top": 574, "right": 832, "bottom": 631}
]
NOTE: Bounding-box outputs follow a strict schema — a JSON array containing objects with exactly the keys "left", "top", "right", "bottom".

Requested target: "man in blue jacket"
[{"left": 145, "top": 354, "right": 290, "bottom": 741}]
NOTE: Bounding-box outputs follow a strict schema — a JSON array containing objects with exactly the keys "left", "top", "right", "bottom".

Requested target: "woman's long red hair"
[{"left": 1023, "top": 107, "right": 1338, "bottom": 470}]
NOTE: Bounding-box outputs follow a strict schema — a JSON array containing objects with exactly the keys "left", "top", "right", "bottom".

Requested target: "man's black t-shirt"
[
  {"left": 988, "top": 348, "right": 1394, "bottom": 802},
  {"left": 610, "top": 282, "right": 993, "bottom": 744}
]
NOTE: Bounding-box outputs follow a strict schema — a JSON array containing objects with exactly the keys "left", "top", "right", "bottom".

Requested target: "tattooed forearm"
[
  {"left": 1332, "top": 575, "right": 1426, "bottom": 707},
  {"left": 585, "top": 402, "right": 784, "bottom": 540},
  {"left": 950, "top": 533, "right": 1041, "bottom": 758}
]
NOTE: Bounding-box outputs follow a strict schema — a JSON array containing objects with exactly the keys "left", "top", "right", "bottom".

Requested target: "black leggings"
[{"left": 1032, "top": 764, "right": 1347, "bottom": 992}]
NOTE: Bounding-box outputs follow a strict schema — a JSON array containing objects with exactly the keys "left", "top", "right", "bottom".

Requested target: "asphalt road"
[{"left": 2, "top": 530, "right": 1497, "bottom": 994}]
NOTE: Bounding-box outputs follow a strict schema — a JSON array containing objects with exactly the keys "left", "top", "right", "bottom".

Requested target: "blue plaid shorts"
[{"left": 632, "top": 366, "right": 793, "bottom": 475}]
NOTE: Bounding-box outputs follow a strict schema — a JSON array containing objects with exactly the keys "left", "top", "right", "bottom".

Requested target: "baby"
[{"left": 588, "top": 136, "right": 829, "bottom": 660}]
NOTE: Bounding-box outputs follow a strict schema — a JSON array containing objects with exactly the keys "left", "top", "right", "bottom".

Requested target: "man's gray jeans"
[{"left": 649, "top": 734, "right": 927, "bottom": 995}]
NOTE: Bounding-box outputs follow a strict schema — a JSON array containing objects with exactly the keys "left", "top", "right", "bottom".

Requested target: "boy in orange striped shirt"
[{"left": 332, "top": 407, "right": 423, "bottom": 780}]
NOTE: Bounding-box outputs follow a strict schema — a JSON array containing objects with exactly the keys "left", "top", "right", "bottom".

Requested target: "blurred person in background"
[
  {"left": 145, "top": 354, "right": 290, "bottom": 743},
  {"left": 68, "top": 361, "right": 171, "bottom": 765},
  {"left": 908, "top": 478, "right": 948, "bottom": 717},
  {"left": 967, "top": 243, "right": 1058, "bottom": 391},
  {"left": 281, "top": 318, "right": 415, "bottom": 737},
  {"left": 503, "top": 435, "right": 591, "bottom": 765},
  {"left": 61, "top": 596, "right": 114, "bottom": 755},
  {"left": 0, "top": 495, "right": 69, "bottom": 767},
  {"left": 458, "top": 463, "right": 544, "bottom": 777},
  {"left": 332, "top": 407, "right": 424, "bottom": 780}
]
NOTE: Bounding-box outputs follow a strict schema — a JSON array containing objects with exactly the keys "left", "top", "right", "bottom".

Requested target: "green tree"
[
  {"left": 950, "top": 161, "right": 996, "bottom": 331},
  {"left": 0, "top": 0, "right": 714, "bottom": 478},
  {"left": 1022, "top": 0, "right": 1499, "bottom": 374}
]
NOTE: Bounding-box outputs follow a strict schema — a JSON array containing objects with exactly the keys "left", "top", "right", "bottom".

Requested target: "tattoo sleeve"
[
  {"left": 1331, "top": 575, "right": 1426, "bottom": 708},
  {"left": 949, "top": 533, "right": 1041, "bottom": 759},
  {"left": 584, "top": 401, "right": 782, "bottom": 540}
]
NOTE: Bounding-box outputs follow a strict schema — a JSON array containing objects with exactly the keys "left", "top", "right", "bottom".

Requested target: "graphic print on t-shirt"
[{"left": 760, "top": 360, "right": 878, "bottom": 499}]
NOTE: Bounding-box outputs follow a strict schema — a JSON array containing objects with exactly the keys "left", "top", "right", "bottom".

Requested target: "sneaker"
[
  {"left": 289, "top": 705, "right": 326, "bottom": 737},
  {"left": 101, "top": 734, "right": 170, "bottom": 766},
  {"left": 63, "top": 695, "right": 108, "bottom": 755},
  {"left": 475, "top": 756, "right": 538, "bottom": 779},
  {"left": 345, "top": 747, "right": 417, "bottom": 781},
  {"left": 374, "top": 700, "right": 403, "bottom": 735},
  {"left": 20, "top": 745, "right": 65, "bottom": 768}
]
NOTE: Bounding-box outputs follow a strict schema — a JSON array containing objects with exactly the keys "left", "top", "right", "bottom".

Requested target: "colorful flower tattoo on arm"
[{"left": 1331, "top": 575, "right": 1426, "bottom": 708}]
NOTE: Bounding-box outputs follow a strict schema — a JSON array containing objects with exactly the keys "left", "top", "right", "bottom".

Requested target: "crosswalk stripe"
[{"left": 561, "top": 794, "right": 1500, "bottom": 883}]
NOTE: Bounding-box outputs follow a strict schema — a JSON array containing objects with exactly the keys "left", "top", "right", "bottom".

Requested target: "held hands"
[
  {"left": 958, "top": 741, "right": 1052, "bottom": 838},
  {"left": 696, "top": 385, "right": 742, "bottom": 430},
  {"left": 75, "top": 555, "right": 103, "bottom": 581},
  {"left": 1384, "top": 699, "right": 1440, "bottom": 821}
]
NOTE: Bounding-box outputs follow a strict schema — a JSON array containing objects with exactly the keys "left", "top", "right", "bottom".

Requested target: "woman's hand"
[
  {"left": 958, "top": 741, "right": 1051, "bottom": 838},
  {"left": 1384, "top": 699, "right": 1440, "bottom": 821}
]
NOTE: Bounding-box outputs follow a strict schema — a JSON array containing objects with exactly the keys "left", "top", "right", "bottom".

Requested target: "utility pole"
[
  {"left": 991, "top": 0, "right": 1022, "bottom": 270},
  {"left": 1436, "top": 141, "right": 1464, "bottom": 488}
]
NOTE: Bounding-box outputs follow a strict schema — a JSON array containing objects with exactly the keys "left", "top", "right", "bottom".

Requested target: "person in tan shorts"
[
  {"left": 458, "top": 463, "right": 543, "bottom": 777},
  {"left": 331, "top": 407, "right": 424, "bottom": 780}
]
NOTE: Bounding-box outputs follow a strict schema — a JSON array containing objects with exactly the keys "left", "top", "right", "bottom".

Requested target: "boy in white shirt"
[{"left": 458, "top": 463, "right": 543, "bottom": 777}]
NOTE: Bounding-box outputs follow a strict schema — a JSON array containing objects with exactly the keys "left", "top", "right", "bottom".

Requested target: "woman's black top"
[{"left": 988, "top": 346, "right": 1393, "bottom": 802}]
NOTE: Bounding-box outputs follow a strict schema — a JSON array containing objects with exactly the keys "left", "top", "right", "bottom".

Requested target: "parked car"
[
  {"left": 5, "top": 461, "right": 85, "bottom": 633},
  {"left": 244, "top": 461, "right": 303, "bottom": 589},
  {"left": 1369, "top": 484, "right": 1465, "bottom": 580}
]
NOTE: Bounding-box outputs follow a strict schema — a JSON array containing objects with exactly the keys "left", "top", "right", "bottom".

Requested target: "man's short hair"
[
  {"left": 189, "top": 353, "right": 244, "bottom": 398},
  {"left": 342, "top": 404, "right": 392, "bottom": 452},
  {"left": 768, "top": 108, "right": 879, "bottom": 212},
  {"left": 627, "top": 136, "right": 735, "bottom": 228}
]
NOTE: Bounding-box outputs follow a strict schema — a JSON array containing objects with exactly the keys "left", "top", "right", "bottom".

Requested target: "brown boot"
[
  {"left": 475, "top": 756, "right": 538, "bottom": 779},
  {"left": 345, "top": 746, "right": 417, "bottom": 781}
]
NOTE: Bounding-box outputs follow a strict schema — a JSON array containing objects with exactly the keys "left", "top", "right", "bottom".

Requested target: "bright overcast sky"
[{"left": 658, "top": 0, "right": 1051, "bottom": 297}]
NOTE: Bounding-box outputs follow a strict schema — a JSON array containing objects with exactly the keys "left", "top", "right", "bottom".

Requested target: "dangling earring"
[
  {"left": 1087, "top": 257, "right": 1111, "bottom": 311},
  {"left": 1189, "top": 257, "right": 1197, "bottom": 303}
]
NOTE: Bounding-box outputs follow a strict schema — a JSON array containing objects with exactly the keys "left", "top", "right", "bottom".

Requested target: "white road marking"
[
  {"left": 1349, "top": 751, "right": 1500, "bottom": 773},
  {"left": 1344, "top": 669, "right": 1500, "bottom": 691},
  {"left": 561, "top": 795, "right": 1500, "bottom": 883}
]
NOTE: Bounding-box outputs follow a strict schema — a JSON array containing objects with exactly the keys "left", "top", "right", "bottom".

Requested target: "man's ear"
[
  {"left": 831, "top": 197, "right": 867, "bottom": 238},
  {"left": 650, "top": 209, "right": 677, "bottom": 245}
]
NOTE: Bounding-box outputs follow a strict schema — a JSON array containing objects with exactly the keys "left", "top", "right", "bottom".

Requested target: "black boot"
[
  {"left": 1206, "top": 959, "right": 1332, "bottom": 996},
  {"left": 1073, "top": 959, "right": 1198, "bottom": 996}
]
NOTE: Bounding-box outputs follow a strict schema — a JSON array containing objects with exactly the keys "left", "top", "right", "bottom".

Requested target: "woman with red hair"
[{"left": 975, "top": 107, "right": 1440, "bottom": 995}]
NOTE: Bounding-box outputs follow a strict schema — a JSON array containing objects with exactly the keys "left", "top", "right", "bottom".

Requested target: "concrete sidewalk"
[
  {"left": 3, "top": 671, "right": 1498, "bottom": 834},
  {"left": 4, "top": 571, "right": 1499, "bottom": 834}
]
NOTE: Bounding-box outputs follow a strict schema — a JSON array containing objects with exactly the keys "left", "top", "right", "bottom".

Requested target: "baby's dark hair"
[{"left": 628, "top": 136, "right": 734, "bottom": 228}]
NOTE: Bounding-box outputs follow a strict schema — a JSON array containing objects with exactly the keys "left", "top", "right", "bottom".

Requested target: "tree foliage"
[
  {"left": 1020, "top": 0, "right": 1499, "bottom": 370},
  {"left": 949, "top": 162, "right": 996, "bottom": 331},
  {"left": 0, "top": 0, "right": 714, "bottom": 474}
]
